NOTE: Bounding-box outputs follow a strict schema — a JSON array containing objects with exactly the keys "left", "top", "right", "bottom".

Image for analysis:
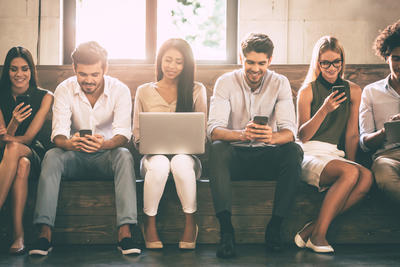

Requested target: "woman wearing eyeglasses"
[{"left": 294, "top": 36, "right": 373, "bottom": 253}]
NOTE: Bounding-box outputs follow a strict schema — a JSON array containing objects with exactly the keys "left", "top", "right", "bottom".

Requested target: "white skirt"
[{"left": 300, "top": 140, "right": 357, "bottom": 192}]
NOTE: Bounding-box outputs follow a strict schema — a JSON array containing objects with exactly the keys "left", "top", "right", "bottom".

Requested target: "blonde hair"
[{"left": 302, "top": 36, "right": 345, "bottom": 89}]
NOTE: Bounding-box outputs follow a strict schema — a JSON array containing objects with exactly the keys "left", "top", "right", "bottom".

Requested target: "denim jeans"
[{"left": 33, "top": 147, "right": 138, "bottom": 227}]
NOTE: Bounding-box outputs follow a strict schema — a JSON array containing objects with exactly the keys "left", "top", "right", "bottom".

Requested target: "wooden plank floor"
[
  {"left": 1, "top": 179, "right": 400, "bottom": 245},
  {"left": 2, "top": 244, "right": 400, "bottom": 266}
]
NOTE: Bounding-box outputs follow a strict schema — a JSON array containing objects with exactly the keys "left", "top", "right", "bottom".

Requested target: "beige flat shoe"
[
  {"left": 294, "top": 221, "right": 313, "bottom": 248},
  {"left": 179, "top": 225, "right": 198, "bottom": 250},
  {"left": 306, "top": 239, "right": 334, "bottom": 253},
  {"left": 140, "top": 224, "right": 163, "bottom": 249}
]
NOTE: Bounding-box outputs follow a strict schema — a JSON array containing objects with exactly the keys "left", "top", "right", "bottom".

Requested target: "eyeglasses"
[{"left": 319, "top": 59, "right": 342, "bottom": 69}]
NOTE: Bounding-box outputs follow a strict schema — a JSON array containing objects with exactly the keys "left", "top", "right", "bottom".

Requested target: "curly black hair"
[{"left": 374, "top": 20, "right": 400, "bottom": 60}]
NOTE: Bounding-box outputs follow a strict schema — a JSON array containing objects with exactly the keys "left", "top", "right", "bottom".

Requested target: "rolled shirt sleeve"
[
  {"left": 51, "top": 84, "right": 72, "bottom": 141},
  {"left": 359, "top": 87, "right": 375, "bottom": 152},
  {"left": 273, "top": 76, "right": 297, "bottom": 138},
  {"left": 207, "top": 76, "right": 232, "bottom": 140},
  {"left": 132, "top": 84, "right": 144, "bottom": 143},
  {"left": 112, "top": 83, "right": 132, "bottom": 141}
]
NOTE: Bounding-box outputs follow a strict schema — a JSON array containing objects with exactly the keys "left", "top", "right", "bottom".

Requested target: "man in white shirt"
[
  {"left": 207, "top": 33, "right": 303, "bottom": 258},
  {"left": 30, "top": 42, "right": 140, "bottom": 255},
  {"left": 359, "top": 20, "right": 400, "bottom": 203}
]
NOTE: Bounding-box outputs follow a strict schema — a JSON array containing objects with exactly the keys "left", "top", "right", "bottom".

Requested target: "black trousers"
[{"left": 209, "top": 141, "right": 304, "bottom": 218}]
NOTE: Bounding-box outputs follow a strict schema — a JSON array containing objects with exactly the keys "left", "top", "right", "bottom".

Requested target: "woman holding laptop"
[
  {"left": 133, "top": 38, "right": 207, "bottom": 249},
  {"left": 294, "top": 36, "right": 373, "bottom": 253}
]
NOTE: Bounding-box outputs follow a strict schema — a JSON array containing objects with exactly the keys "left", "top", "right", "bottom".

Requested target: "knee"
[
  {"left": 170, "top": 155, "right": 195, "bottom": 180},
  {"left": 112, "top": 148, "right": 134, "bottom": 164},
  {"left": 43, "top": 148, "right": 64, "bottom": 162},
  {"left": 358, "top": 168, "right": 374, "bottom": 194},
  {"left": 372, "top": 157, "right": 393, "bottom": 176},
  {"left": 143, "top": 155, "right": 170, "bottom": 181},
  {"left": 15, "top": 157, "right": 31, "bottom": 181},
  {"left": 210, "top": 141, "right": 231, "bottom": 161},
  {"left": 4, "top": 141, "right": 23, "bottom": 156},
  {"left": 340, "top": 165, "right": 360, "bottom": 187},
  {"left": 170, "top": 154, "right": 193, "bottom": 171},
  {"left": 280, "top": 142, "right": 304, "bottom": 165}
]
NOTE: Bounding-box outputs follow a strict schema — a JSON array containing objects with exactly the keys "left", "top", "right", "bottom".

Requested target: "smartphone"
[
  {"left": 16, "top": 95, "right": 30, "bottom": 106},
  {"left": 79, "top": 129, "right": 92, "bottom": 137},
  {"left": 253, "top": 115, "right": 269, "bottom": 125},
  {"left": 331, "top": 85, "right": 346, "bottom": 96}
]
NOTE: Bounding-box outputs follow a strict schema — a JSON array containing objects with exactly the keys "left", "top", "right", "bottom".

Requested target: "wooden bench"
[{"left": 1, "top": 64, "right": 399, "bottom": 246}]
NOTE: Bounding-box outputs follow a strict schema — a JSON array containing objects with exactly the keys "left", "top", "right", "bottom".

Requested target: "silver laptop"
[
  {"left": 139, "top": 112, "right": 205, "bottom": 155},
  {"left": 384, "top": 120, "right": 400, "bottom": 144}
]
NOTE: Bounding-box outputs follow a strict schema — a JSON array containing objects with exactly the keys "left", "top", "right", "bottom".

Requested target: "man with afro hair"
[{"left": 359, "top": 20, "right": 400, "bottom": 202}]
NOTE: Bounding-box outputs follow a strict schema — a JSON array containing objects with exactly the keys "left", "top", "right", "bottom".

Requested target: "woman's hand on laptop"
[
  {"left": 80, "top": 134, "right": 104, "bottom": 153},
  {"left": 390, "top": 113, "right": 400, "bottom": 121}
]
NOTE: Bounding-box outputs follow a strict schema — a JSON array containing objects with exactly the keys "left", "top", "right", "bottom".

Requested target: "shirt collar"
[
  {"left": 384, "top": 74, "right": 392, "bottom": 90},
  {"left": 241, "top": 69, "right": 267, "bottom": 94}
]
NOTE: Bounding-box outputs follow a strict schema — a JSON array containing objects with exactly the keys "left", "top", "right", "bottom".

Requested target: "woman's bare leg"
[
  {"left": 0, "top": 142, "right": 31, "bottom": 209},
  {"left": 10, "top": 157, "right": 31, "bottom": 249}
]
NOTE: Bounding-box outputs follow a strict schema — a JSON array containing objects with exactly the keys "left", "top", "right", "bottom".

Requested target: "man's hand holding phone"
[
  {"left": 79, "top": 132, "right": 105, "bottom": 153},
  {"left": 70, "top": 132, "right": 84, "bottom": 151},
  {"left": 244, "top": 116, "right": 273, "bottom": 144}
]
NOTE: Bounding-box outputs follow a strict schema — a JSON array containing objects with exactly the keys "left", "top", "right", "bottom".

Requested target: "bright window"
[
  {"left": 157, "top": 0, "right": 227, "bottom": 61},
  {"left": 64, "top": 0, "right": 237, "bottom": 63},
  {"left": 75, "top": 0, "right": 146, "bottom": 60}
]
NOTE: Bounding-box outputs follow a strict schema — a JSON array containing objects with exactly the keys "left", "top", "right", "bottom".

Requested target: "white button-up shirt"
[
  {"left": 51, "top": 75, "right": 132, "bottom": 142},
  {"left": 207, "top": 69, "right": 297, "bottom": 146},
  {"left": 359, "top": 75, "right": 400, "bottom": 156}
]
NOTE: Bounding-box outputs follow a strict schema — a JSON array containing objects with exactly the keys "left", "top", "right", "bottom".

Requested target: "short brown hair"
[
  {"left": 374, "top": 20, "right": 400, "bottom": 60},
  {"left": 241, "top": 33, "right": 274, "bottom": 58},
  {"left": 71, "top": 41, "right": 108, "bottom": 70}
]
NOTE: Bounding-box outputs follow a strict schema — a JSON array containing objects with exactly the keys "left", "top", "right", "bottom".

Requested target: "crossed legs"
[
  {"left": 0, "top": 142, "right": 32, "bottom": 250},
  {"left": 299, "top": 160, "right": 373, "bottom": 246}
]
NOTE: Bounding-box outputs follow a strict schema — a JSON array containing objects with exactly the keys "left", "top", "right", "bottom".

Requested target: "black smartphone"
[
  {"left": 331, "top": 85, "right": 346, "bottom": 96},
  {"left": 253, "top": 115, "right": 269, "bottom": 125},
  {"left": 79, "top": 129, "right": 92, "bottom": 137},
  {"left": 16, "top": 95, "right": 30, "bottom": 106}
]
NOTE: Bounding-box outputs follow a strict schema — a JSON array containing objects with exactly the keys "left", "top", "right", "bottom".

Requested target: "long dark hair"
[
  {"left": 156, "top": 38, "right": 194, "bottom": 112},
  {"left": 0, "top": 46, "right": 39, "bottom": 95}
]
